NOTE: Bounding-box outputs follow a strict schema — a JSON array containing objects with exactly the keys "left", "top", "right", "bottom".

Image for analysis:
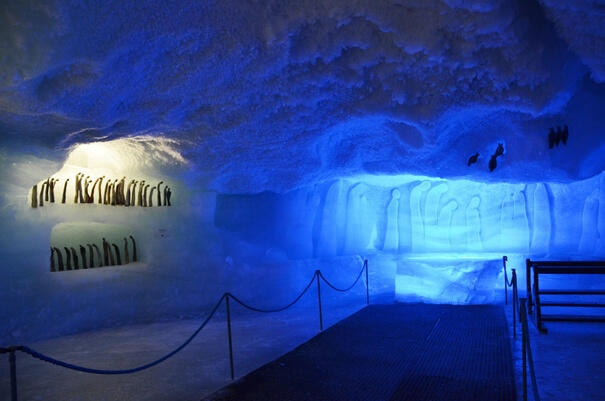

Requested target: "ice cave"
[{"left": 1, "top": 1, "right": 604, "bottom": 400}]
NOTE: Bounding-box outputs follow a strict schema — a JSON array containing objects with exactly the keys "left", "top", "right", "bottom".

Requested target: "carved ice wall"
[{"left": 215, "top": 171, "right": 605, "bottom": 259}]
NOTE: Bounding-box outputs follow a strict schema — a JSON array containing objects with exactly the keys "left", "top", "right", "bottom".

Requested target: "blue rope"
[
  {"left": 19, "top": 294, "right": 226, "bottom": 375},
  {"left": 319, "top": 264, "right": 366, "bottom": 292},
  {"left": 9, "top": 266, "right": 368, "bottom": 375},
  {"left": 228, "top": 272, "right": 317, "bottom": 313}
]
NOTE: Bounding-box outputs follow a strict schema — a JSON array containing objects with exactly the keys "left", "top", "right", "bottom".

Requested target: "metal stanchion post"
[
  {"left": 365, "top": 260, "right": 369, "bottom": 305},
  {"left": 316, "top": 271, "right": 323, "bottom": 331},
  {"left": 521, "top": 298, "right": 528, "bottom": 401},
  {"left": 512, "top": 269, "right": 517, "bottom": 340},
  {"left": 225, "top": 294, "right": 234, "bottom": 380},
  {"left": 9, "top": 349, "right": 18, "bottom": 401},
  {"left": 504, "top": 256, "right": 508, "bottom": 305}
]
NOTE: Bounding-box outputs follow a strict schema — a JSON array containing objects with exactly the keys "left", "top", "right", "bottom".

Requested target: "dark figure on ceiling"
[
  {"left": 488, "top": 143, "right": 504, "bottom": 172},
  {"left": 548, "top": 127, "right": 556, "bottom": 149},
  {"left": 562, "top": 125, "right": 569, "bottom": 145},
  {"left": 467, "top": 152, "right": 479, "bottom": 167},
  {"left": 555, "top": 126, "right": 562, "bottom": 146},
  {"left": 489, "top": 155, "right": 498, "bottom": 172}
]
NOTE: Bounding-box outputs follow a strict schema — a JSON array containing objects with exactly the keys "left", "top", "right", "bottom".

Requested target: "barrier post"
[
  {"left": 521, "top": 298, "right": 528, "bottom": 401},
  {"left": 316, "top": 271, "right": 323, "bottom": 331},
  {"left": 503, "top": 256, "right": 508, "bottom": 305},
  {"left": 365, "top": 260, "right": 369, "bottom": 305},
  {"left": 9, "top": 349, "right": 18, "bottom": 401},
  {"left": 225, "top": 294, "right": 234, "bottom": 380},
  {"left": 512, "top": 269, "right": 517, "bottom": 339}
]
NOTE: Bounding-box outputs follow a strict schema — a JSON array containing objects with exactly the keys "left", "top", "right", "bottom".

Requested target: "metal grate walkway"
[{"left": 203, "top": 303, "right": 516, "bottom": 401}]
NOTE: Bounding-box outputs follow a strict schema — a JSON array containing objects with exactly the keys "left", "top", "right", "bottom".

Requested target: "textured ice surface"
[{"left": 1, "top": 0, "right": 605, "bottom": 192}]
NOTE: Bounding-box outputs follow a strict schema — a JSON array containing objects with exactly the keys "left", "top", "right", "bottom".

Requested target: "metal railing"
[
  {"left": 504, "top": 256, "right": 541, "bottom": 401},
  {"left": 1, "top": 260, "right": 370, "bottom": 401}
]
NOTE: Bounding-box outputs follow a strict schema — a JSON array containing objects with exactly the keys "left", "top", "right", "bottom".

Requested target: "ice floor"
[
  {"left": 505, "top": 303, "right": 605, "bottom": 401},
  {"left": 3, "top": 293, "right": 603, "bottom": 401},
  {"left": 0, "top": 293, "right": 366, "bottom": 401}
]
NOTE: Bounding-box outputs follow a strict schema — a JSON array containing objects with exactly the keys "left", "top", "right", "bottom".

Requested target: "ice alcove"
[{"left": 50, "top": 222, "right": 140, "bottom": 271}]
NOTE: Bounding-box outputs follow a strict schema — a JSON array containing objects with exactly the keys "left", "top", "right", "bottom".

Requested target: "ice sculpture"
[
  {"left": 410, "top": 181, "right": 431, "bottom": 251},
  {"left": 344, "top": 183, "right": 373, "bottom": 254},
  {"left": 424, "top": 183, "right": 449, "bottom": 251},
  {"left": 317, "top": 180, "right": 346, "bottom": 257},
  {"left": 530, "top": 183, "right": 551, "bottom": 253},
  {"left": 466, "top": 196, "right": 482, "bottom": 251},
  {"left": 579, "top": 191, "right": 599, "bottom": 253},
  {"left": 383, "top": 189, "right": 400, "bottom": 252},
  {"left": 435, "top": 200, "right": 458, "bottom": 250}
]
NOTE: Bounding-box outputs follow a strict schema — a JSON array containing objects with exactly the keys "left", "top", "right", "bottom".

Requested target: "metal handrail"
[
  {"left": 1, "top": 260, "right": 370, "bottom": 400},
  {"left": 504, "top": 255, "right": 540, "bottom": 401}
]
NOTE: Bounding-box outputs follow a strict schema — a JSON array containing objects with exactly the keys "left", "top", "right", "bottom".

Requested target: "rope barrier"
[
  {"left": 15, "top": 294, "right": 227, "bottom": 375},
  {"left": 318, "top": 263, "right": 366, "bottom": 292},
  {"left": 2, "top": 261, "right": 368, "bottom": 387},
  {"left": 228, "top": 272, "right": 318, "bottom": 313}
]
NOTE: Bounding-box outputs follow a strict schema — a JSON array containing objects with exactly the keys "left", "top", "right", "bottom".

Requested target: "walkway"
[{"left": 205, "top": 304, "right": 516, "bottom": 401}]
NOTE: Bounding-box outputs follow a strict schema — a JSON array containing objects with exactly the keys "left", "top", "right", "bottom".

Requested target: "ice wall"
[
  {"left": 2, "top": 136, "right": 604, "bottom": 342},
  {"left": 216, "top": 173, "right": 605, "bottom": 259},
  {"left": 216, "top": 172, "right": 605, "bottom": 303}
]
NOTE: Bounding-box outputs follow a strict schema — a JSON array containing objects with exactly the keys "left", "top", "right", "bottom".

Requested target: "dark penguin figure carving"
[
  {"left": 39, "top": 181, "right": 45, "bottom": 207},
  {"left": 489, "top": 143, "right": 504, "bottom": 172},
  {"left": 64, "top": 247, "right": 72, "bottom": 270},
  {"left": 73, "top": 173, "right": 80, "bottom": 203},
  {"left": 50, "top": 247, "right": 56, "bottom": 272},
  {"left": 53, "top": 247, "right": 64, "bottom": 271},
  {"left": 562, "top": 125, "right": 569, "bottom": 145},
  {"left": 137, "top": 181, "right": 146, "bottom": 206},
  {"left": 49, "top": 178, "right": 57, "bottom": 203},
  {"left": 112, "top": 243, "right": 122, "bottom": 265},
  {"left": 111, "top": 180, "right": 118, "bottom": 206},
  {"left": 125, "top": 180, "right": 133, "bottom": 207},
  {"left": 124, "top": 238, "right": 130, "bottom": 264},
  {"left": 166, "top": 187, "right": 172, "bottom": 206},
  {"left": 79, "top": 245, "right": 88, "bottom": 269},
  {"left": 149, "top": 187, "right": 156, "bottom": 207},
  {"left": 97, "top": 176, "right": 105, "bottom": 204},
  {"left": 107, "top": 242, "right": 115, "bottom": 265},
  {"left": 555, "top": 126, "right": 562, "bottom": 146},
  {"left": 163, "top": 186, "right": 168, "bottom": 206},
  {"left": 93, "top": 244, "right": 102, "bottom": 267},
  {"left": 143, "top": 184, "right": 150, "bottom": 207},
  {"left": 44, "top": 178, "right": 50, "bottom": 201},
  {"left": 74, "top": 173, "right": 81, "bottom": 203},
  {"left": 71, "top": 247, "right": 79, "bottom": 269},
  {"left": 130, "top": 235, "right": 137, "bottom": 262},
  {"left": 90, "top": 177, "right": 101, "bottom": 203},
  {"left": 78, "top": 174, "right": 85, "bottom": 203},
  {"left": 102, "top": 238, "right": 110, "bottom": 266},
  {"left": 118, "top": 177, "right": 126, "bottom": 205},
  {"left": 87, "top": 244, "right": 95, "bottom": 268},
  {"left": 467, "top": 153, "right": 479, "bottom": 167},
  {"left": 31, "top": 184, "right": 38, "bottom": 208},
  {"left": 156, "top": 181, "right": 163, "bottom": 206},
  {"left": 62, "top": 179, "right": 69, "bottom": 204},
  {"left": 104, "top": 182, "right": 111, "bottom": 205},
  {"left": 489, "top": 155, "right": 497, "bottom": 172},
  {"left": 83, "top": 176, "right": 92, "bottom": 203},
  {"left": 548, "top": 128, "right": 556, "bottom": 149}
]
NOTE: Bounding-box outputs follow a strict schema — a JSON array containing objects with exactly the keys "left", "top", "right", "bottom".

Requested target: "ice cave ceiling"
[{"left": 1, "top": 0, "right": 605, "bottom": 192}]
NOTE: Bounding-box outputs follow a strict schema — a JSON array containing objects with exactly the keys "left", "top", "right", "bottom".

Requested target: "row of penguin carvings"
[
  {"left": 31, "top": 174, "right": 172, "bottom": 208},
  {"left": 50, "top": 235, "right": 138, "bottom": 272}
]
